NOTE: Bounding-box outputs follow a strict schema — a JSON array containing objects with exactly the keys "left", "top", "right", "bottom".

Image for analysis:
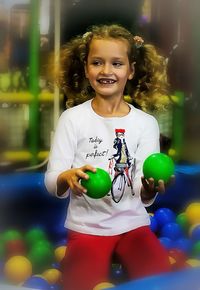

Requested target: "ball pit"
[{"left": 4, "top": 255, "right": 32, "bottom": 284}]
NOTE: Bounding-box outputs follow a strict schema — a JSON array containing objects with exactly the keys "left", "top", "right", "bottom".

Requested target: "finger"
[
  {"left": 141, "top": 176, "right": 150, "bottom": 192},
  {"left": 73, "top": 180, "right": 87, "bottom": 195},
  {"left": 148, "top": 178, "right": 155, "bottom": 191},
  {"left": 81, "top": 164, "right": 96, "bottom": 173},
  {"left": 156, "top": 179, "right": 165, "bottom": 193},
  {"left": 75, "top": 169, "right": 89, "bottom": 180},
  {"left": 165, "top": 175, "right": 176, "bottom": 187}
]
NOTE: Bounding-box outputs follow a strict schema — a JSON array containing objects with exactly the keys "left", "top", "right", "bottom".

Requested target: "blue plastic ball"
[
  {"left": 154, "top": 208, "right": 176, "bottom": 227},
  {"left": 159, "top": 237, "right": 173, "bottom": 250},
  {"left": 160, "top": 222, "right": 183, "bottom": 240},
  {"left": 23, "top": 276, "right": 51, "bottom": 290},
  {"left": 173, "top": 238, "right": 192, "bottom": 254},
  {"left": 150, "top": 215, "right": 158, "bottom": 232}
]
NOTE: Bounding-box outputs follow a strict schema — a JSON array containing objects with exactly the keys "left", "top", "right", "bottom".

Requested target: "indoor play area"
[{"left": 0, "top": 0, "right": 200, "bottom": 289}]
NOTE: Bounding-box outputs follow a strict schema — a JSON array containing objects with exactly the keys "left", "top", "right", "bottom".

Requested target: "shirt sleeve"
[
  {"left": 133, "top": 115, "right": 160, "bottom": 206},
  {"left": 44, "top": 111, "right": 77, "bottom": 198}
]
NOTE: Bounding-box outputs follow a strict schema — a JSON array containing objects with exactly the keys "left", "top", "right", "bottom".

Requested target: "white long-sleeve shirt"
[{"left": 45, "top": 99, "right": 160, "bottom": 236}]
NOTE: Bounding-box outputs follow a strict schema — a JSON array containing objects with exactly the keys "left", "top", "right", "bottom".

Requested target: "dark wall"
[{"left": 60, "top": 0, "right": 142, "bottom": 43}]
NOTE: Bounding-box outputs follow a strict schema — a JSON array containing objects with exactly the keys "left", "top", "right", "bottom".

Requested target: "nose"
[{"left": 101, "top": 63, "right": 112, "bottom": 75}]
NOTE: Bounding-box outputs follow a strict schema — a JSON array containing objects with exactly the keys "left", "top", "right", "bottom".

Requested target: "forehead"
[{"left": 88, "top": 38, "right": 130, "bottom": 58}]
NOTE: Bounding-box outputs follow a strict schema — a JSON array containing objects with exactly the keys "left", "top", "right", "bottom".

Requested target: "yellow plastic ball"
[
  {"left": 54, "top": 246, "right": 67, "bottom": 263},
  {"left": 4, "top": 255, "right": 32, "bottom": 284},
  {"left": 42, "top": 268, "right": 62, "bottom": 285},
  {"left": 168, "top": 148, "right": 177, "bottom": 158},
  {"left": 93, "top": 282, "right": 115, "bottom": 290},
  {"left": 186, "top": 259, "right": 200, "bottom": 267},
  {"left": 185, "top": 203, "right": 200, "bottom": 225}
]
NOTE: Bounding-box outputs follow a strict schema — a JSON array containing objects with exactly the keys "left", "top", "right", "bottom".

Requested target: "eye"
[
  {"left": 92, "top": 60, "right": 102, "bottom": 66},
  {"left": 113, "top": 62, "right": 123, "bottom": 67}
]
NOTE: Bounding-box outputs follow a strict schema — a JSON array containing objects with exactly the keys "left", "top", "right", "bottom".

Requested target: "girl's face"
[{"left": 85, "top": 38, "right": 134, "bottom": 99}]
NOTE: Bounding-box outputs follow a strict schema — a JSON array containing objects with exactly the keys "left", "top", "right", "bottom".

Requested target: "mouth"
[{"left": 97, "top": 78, "right": 116, "bottom": 85}]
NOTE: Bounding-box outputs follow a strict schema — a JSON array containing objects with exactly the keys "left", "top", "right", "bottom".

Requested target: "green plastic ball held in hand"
[
  {"left": 142, "top": 153, "right": 175, "bottom": 184},
  {"left": 81, "top": 168, "right": 112, "bottom": 199}
]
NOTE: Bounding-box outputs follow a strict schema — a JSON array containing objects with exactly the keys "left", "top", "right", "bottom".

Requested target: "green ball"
[
  {"left": 176, "top": 213, "right": 189, "bottom": 232},
  {"left": 192, "top": 241, "right": 200, "bottom": 257},
  {"left": 81, "top": 168, "right": 112, "bottom": 199},
  {"left": 143, "top": 153, "right": 174, "bottom": 183},
  {"left": 28, "top": 244, "right": 54, "bottom": 272},
  {"left": 25, "top": 228, "right": 47, "bottom": 246},
  {"left": 3, "top": 230, "right": 22, "bottom": 242}
]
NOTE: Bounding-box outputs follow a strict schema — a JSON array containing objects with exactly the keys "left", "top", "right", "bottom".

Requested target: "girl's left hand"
[{"left": 141, "top": 175, "right": 175, "bottom": 202}]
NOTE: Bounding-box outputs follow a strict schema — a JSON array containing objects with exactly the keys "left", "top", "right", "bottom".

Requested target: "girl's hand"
[
  {"left": 57, "top": 165, "right": 96, "bottom": 196},
  {"left": 140, "top": 175, "right": 175, "bottom": 203}
]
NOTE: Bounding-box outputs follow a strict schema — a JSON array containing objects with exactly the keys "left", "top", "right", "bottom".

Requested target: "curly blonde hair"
[{"left": 57, "top": 24, "right": 170, "bottom": 111}]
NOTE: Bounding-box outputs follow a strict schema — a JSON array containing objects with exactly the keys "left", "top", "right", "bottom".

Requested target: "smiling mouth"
[{"left": 97, "top": 78, "right": 116, "bottom": 84}]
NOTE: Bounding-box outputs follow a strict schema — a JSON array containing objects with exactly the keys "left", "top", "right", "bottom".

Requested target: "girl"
[{"left": 45, "top": 24, "right": 172, "bottom": 290}]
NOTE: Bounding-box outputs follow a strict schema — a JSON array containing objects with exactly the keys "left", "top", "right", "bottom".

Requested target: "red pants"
[{"left": 62, "top": 226, "right": 170, "bottom": 290}]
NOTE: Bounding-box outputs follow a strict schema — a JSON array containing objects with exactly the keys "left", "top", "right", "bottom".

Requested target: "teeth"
[{"left": 98, "top": 79, "right": 115, "bottom": 84}]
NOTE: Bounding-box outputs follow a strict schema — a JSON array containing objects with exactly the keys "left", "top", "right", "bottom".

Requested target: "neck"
[{"left": 91, "top": 95, "right": 130, "bottom": 117}]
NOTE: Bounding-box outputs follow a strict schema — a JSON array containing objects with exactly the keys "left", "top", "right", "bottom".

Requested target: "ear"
[
  {"left": 128, "top": 62, "right": 135, "bottom": 80},
  {"left": 84, "top": 61, "right": 88, "bottom": 78}
]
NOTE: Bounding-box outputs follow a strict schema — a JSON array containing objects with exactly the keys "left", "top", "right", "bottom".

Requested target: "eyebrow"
[{"left": 89, "top": 56, "right": 125, "bottom": 60}]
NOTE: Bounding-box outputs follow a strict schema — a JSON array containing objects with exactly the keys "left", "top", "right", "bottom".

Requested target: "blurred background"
[
  {"left": 0, "top": 1, "right": 200, "bottom": 289},
  {"left": 0, "top": 0, "right": 199, "bottom": 169}
]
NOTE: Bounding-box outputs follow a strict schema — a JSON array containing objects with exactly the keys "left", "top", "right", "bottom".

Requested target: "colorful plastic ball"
[
  {"left": 154, "top": 208, "right": 176, "bottom": 227},
  {"left": 0, "top": 241, "right": 5, "bottom": 260},
  {"left": 23, "top": 276, "right": 51, "bottom": 290},
  {"left": 34, "top": 239, "right": 53, "bottom": 249},
  {"left": 149, "top": 215, "right": 158, "bottom": 232},
  {"left": 159, "top": 237, "right": 173, "bottom": 250},
  {"left": 190, "top": 224, "right": 200, "bottom": 242},
  {"left": 93, "top": 282, "right": 115, "bottom": 290},
  {"left": 173, "top": 238, "right": 192, "bottom": 254},
  {"left": 3, "top": 230, "right": 22, "bottom": 242},
  {"left": 160, "top": 222, "right": 183, "bottom": 240},
  {"left": 185, "top": 203, "right": 200, "bottom": 225},
  {"left": 42, "top": 268, "right": 62, "bottom": 285},
  {"left": 81, "top": 168, "right": 112, "bottom": 199},
  {"left": 142, "top": 153, "right": 174, "bottom": 184},
  {"left": 51, "top": 262, "right": 60, "bottom": 270},
  {"left": 176, "top": 213, "right": 189, "bottom": 232},
  {"left": 54, "top": 246, "right": 67, "bottom": 263},
  {"left": 28, "top": 244, "right": 54, "bottom": 272},
  {"left": 51, "top": 223, "right": 67, "bottom": 241},
  {"left": 50, "top": 286, "right": 61, "bottom": 290},
  {"left": 5, "top": 239, "right": 27, "bottom": 258},
  {"left": 55, "top": 238, "right": 67, "bottom": 247},
  {"left": 25, "top": 228, "right": 47, "bottom": 246},
  {"left": 4, "top": 255, "right": 32, "bottom": 284},
  {"left": 192, "top": 241, "right": 200, "bottom": 258},
  {"left": 110, "top": 263, "right": 124, "bottom": 282},
  {"left": 186, "top": 259, "right": 200, "bottom": 267}
]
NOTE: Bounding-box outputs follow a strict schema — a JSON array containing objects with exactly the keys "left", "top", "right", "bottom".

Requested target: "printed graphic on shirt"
[
  {"left": 108, "top": 129, "right": 135, "bottom": 203},
  {"left": 85, "top": 136, "right": 109, "bottom": 159}
]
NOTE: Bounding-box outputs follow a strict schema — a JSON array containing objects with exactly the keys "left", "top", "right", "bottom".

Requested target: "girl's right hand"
[{"left": 57, "top": 165, "right": 96, "bottom": 196}]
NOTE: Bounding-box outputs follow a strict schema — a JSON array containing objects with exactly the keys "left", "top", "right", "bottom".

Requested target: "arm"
[{"left": 44, "top": 111, "right": 76, "bottom": 198}]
